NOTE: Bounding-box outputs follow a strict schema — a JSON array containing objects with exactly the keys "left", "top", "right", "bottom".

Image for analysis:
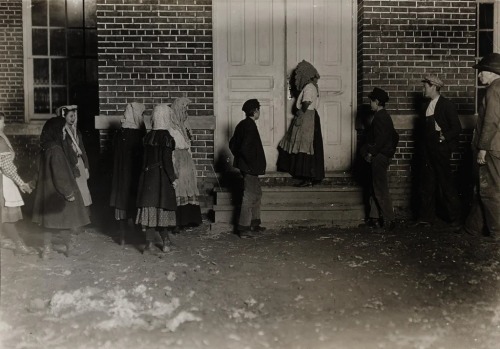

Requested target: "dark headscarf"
[{"left": 40, "top": 117, "right": 66, "bottom": 151}]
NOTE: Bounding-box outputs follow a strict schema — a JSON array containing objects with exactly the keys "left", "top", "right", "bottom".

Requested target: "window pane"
[
  {"left": 84, "top": 0, "right": 97, "bottom": 27},
  {"left": 33, "top": 59, "right": 49, "bottom": 85},
  {"left": 34, "top": 87, "right": 50, "bottom": 113},
  {"left": 49, "top": 0, "right": 66, "bottom": 27},
  {"left": 50, "top": 29, "right": 66, "bottom": 56},
  {"left": 67, "top": 29, "right": 84, "bottom": 56},
  {"left": 479, "top": 31, "right": 494, "bottom": 57},
  {"left": 68, "top": 58, "right": 85, "bottom": 86},
  {"left": 85, "top": 29, "right": 97, "bottom": 56},
  {"left": 51, "top": 59, "right": 67, "bottom": 85},
  {"left": 479, "top": 4, "right": 494, "bottom": 29},
  {"left": 86, "top": 58, "right": 98, "bottom": 84},
  {"left": 32, "top": 0, "right": 48, "bottom": 26},
  {"left": 32, "top": 29, "right": 48, "bottom": 55},
  {"left": 52, "top": 87, "right": 68, "bottom": 112},
  {"left": 67, "top": 0, "right": 83, "bottom": 27}
]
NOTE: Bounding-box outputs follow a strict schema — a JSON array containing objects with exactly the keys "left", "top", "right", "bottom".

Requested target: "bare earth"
[{"left": 1, "top": 220, "right": 499, "bottom": 349}]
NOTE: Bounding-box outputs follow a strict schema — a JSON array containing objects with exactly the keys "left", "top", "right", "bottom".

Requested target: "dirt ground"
[{"left": 1, "top": 218, "right": 499, "bottom": 349}]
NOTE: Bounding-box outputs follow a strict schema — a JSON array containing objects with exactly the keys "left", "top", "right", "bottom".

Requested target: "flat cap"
[
  {"left": 242, "top": 99, "right": 260, "bottom": 115},
  {"left": 368, "top": 87, "right": 389, "bottom": 104},
  {"left": 473, "top": 53, "right": 500, "bottom": 75},
  {"left": 421, "top": 75, "right": 444, "bottom": 88}
]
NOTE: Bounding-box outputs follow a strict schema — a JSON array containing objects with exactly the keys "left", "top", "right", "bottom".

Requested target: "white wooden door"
[
  {"left": 214, "top": 0, "right": 354, "bottom": 172},
  {"left": 214, "top": 0, "right": 286, "bottom": 172},
  {"left": 286, "top": 0, "right": 354, "bottom": 171}
]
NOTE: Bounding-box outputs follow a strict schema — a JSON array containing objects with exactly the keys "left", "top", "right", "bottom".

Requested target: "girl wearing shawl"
[
  {"left": 278, "top": 60, "right": 325, "bottom": 187},
  {"left": 57, "top": 105, "right": 92, "bottom": 211},
  {"left": 0, "top": 112, "right": 36, "bottom": 255},
  {"left": 170, "top": 98, "right": 202, "bottom": 231},
  {"left": 136, "top": 104, "right": 178, "bottom": 253},
  {"left": 109, "top": 102, "right": 146, "bottom": 246},
  {"left": 32, "top": 117, "right": 90, "bottom": 259}
]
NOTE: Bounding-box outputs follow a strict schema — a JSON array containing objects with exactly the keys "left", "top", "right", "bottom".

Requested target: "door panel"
[
  {"left": 214, "top": 0, "right": 286, "bottom": 172},
  {"left": 286, "top": 0, "right": 353, "bottom": 171}
]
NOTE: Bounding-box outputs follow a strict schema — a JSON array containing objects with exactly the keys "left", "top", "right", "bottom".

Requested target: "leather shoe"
[
  {"left": 251, "top": 225, "right": 266, "bottom": 232},
  {"left": 385, "top": 220, "right": 396, "bottom": 231},
  {"left": 409, "top": 221, "right": 432, "bottom": 228}
]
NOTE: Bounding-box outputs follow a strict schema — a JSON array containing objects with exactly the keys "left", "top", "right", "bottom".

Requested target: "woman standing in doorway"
[
  {"left": 57, "top": 105, "right": 92, "bottom": 215},
  {"left": 0, "top": 112, "right": 35, "bottom": 255},
  {"left": 277, "top": 60, "right": 325, "bottom": 187}
]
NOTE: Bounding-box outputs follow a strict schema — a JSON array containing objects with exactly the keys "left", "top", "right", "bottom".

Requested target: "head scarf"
[
  {"left": 171, "top": 97, "right": 192, "bottom": 143},
  {"left": 121, "top": 102, "right": 145, "bottom": 129},
  {"left": 0, "top": 112, "right": 14, "bottom": 153},
  {"left": 151, "top": 104, "right": 175, "bottom": 131},
  {"left": 294, "top": 60, "right": 320, "bottom": 92},
  {"left": 40, "top": 117, "right": 66, "bottom": 151}
]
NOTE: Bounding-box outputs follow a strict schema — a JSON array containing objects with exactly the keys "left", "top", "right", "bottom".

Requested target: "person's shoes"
[
  {"left": 160, "top": 232, "right": 173, "bottom": 253},
  {"left": 250, "top": 225, "right": 266, "bottom": 232},
  {"left": 358, "top": 218, "right": 379, "bottom": 229},
  {"left": 449, "top": 220, "right": 462, "bottom": 229},
  {"left": 384, "top": 220, "right": 396, "bottom": 231},
  {"left": 409, "top": 220, "right": 432, "bottom": 228},
  {"left": 142, "top": 241, "right": 153, "bottom": 254},
  {"left": 237, "top": 226, "right": 255, "bottom": 238},
  {"left": 14, "top": 242, "right": 36, "bottom": 256},
  {"left": 455, "top": 226, "right": 480, "bottom": 237},
  {"left": 41, "top": 244, "right": 51, "bottom": 260}
]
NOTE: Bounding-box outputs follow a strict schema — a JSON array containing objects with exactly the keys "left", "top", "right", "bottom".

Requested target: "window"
[
  {"left": 475, "top": 1, "right": 500, "bottom": 114},
  {"left": 23, "top": 0, "right": 97, "bottom": 121}
]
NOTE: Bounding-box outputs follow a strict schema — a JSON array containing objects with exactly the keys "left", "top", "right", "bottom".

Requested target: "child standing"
[
  {"left": 135, "top": 104, "right": 178, "bottom": 253},
  {"left": 229, "top": 99, "right": 266, "bottom": 238},
  {"left": 109, "top": 102, "right": 146, "bottom": 245}
]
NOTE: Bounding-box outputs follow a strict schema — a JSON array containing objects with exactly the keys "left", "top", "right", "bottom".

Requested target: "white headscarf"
[
  {"left": 121, "top": 102, "right": 145, "bottom": 129},
  {"left": 151, "top": 104, "right": 175, "bottom": 131}
]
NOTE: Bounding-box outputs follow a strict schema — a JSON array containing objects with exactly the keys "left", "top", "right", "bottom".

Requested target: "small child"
[{"left": 229, "top": 99, "right": 267, "bottom": 238}]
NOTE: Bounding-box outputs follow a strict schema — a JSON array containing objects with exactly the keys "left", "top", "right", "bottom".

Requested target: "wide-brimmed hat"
[
  {"left": 473, "top": 53, "right": 500, "bottom": 75},
  {"left": 368, "top": 87, "right": 389, "bottom": 104},
  {"left": 421, "top": 75, "right": 444, "bottom": 88}
]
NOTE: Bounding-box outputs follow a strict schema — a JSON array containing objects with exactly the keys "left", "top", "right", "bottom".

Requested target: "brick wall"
[
  {"left": 0, "top": 0, "right": 24, "bottom": 122},
  {"left": 96, "top": 0, "right": 214, "bottom": 178}
]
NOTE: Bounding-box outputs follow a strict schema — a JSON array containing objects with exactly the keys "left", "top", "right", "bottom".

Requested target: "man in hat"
[
  {"left": 229, "top": 99, "right": 266, "bottom": 237},
  {"left": 412, "top": 75, "right": 462, "bottom": 228},
  {"left": 359, "top": 88, "right": 399, "bottom": 230},
  {"left": 460, "top": 53, "right": 500, "bottom": 241}
]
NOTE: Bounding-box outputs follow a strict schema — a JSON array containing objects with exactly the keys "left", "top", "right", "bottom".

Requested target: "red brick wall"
[
  {"left": 0, "top": 0, "right": 24, "bottom": 123},
  {"left": 96, "top": 0, "right": 214, "bottom": 177}
]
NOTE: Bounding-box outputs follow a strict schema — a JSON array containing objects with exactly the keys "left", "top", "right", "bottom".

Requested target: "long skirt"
[
  {"left": 277, "top": 111, "right": 325, "bottom": 181},
  {"left": 136, "top": 207, "right": 176, "bottom": 228}
]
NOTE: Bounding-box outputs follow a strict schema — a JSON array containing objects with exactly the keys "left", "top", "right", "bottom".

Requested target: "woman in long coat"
[
  {"left": 0, "top": 112, "right": 35, "bottom": 255},
  {"left": 32, "top": 117, "right": 90, "bottom": 258},
  {"left": 109, "top": 102, "right": 146, "bottom": 245},
  {"left": 277, "top": 60, "right": 325, "bottom": 187},
  {"left": 136, "top": 104, "right": 178, "bottom": 253},
  {"left": 170, "top": 97, "right": 202, "bottom": 231},
  {"left": 57, "top": 105, "right": 92, "bottom": 212}
]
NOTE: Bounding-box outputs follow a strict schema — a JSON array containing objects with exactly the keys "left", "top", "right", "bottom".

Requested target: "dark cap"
[
  {"left": 421, "top": 75, "right": 444, "bottom": 88},
  {"left": 473, "top": 53, "right": 500, "bottom": 75},
  {"left": 368, "top": 87, "right": 389, "bottom": 104},
  {"left": 242, "top": 99, "right": 260, "bottom": 115}
]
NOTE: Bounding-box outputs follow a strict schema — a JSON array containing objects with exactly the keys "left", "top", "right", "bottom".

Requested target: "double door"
[{"left": 214, "top": 0, "right": 354, "bottom": 172}]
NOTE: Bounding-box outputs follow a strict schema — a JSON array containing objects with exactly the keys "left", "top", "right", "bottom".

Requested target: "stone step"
[
  {"left": 214, "top": 186, "right": 364, "bottom": 206},
  {"left": 212, "top": 203, "right": 365, "bottom": 225}
]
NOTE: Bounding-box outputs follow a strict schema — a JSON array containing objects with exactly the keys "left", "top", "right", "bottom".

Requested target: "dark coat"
[
  {"left": 229, "top": 117, "right": 266, "bottom": 175},
  {"left": 109, "top": 128, "right": 145, "bottom": 211},
  {"left": 136, "top": 130, "right": 177, "bottom": 210},
  {"left": 423, "top": 96, "right": 462, "bottom": 152},
  {"left": 361, "top": 109, "right": 399, "bottom": 158},
  {"left": 474, "top": 78, "right": 500, "bottom": 151},
  {"left": 32, "top": 144, "right": 90, "bottom": 229}
]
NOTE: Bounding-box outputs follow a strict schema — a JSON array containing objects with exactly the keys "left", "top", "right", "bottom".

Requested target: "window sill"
[{"left": 4, "top": 122, "right": 44, "bottom": 136}]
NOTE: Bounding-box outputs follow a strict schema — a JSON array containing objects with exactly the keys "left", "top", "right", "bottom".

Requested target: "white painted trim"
[
  {"left": 22, "top": 0, "right": 32, "bottom": 123},
  {"left": 350, "top": 0, "right": 358, "bottom": 166}
]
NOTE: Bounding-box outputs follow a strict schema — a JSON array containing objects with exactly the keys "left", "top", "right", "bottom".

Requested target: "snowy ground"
[{"left": 1, "top": 220, "right": 500, "bottom": 349}]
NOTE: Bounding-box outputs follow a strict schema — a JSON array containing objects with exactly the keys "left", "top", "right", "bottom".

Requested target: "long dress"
[
  {"left": 0, "top": 137, "right": 24, "bottom": 223},
  {"left": 278, "top": 83, "right": 325, "bottom": 181}
]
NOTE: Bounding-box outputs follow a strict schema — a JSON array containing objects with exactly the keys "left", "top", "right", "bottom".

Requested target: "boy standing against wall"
[{"left": 229, "top": 99, "right": 266, "bottom": 238}]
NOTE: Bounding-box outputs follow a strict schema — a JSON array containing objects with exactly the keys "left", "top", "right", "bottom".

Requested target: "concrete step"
[
  {"left": 212, "top": 203, "right": 365, "bottom": 224},
  {"left": 214, "top": 185, "right": 364, "bottom": 206}
]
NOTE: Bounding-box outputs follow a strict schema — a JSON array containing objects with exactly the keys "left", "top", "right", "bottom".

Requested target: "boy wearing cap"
[
  {"left": 460, "top": 53, "right": 500, "bottom": 241},
  {"left": 413, "top": 76, "right": 462, "bottom": 228},
  {"left": 359, "top": 88, "right": 399, "bottom": 230},
  {"left": 229, "top": 99, "right": 267, "bottom": 237}
]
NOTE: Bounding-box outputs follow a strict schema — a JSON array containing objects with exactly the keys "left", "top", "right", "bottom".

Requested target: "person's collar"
[{"left": 430, "top": 94, "right": 440, "bottom": 101}]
